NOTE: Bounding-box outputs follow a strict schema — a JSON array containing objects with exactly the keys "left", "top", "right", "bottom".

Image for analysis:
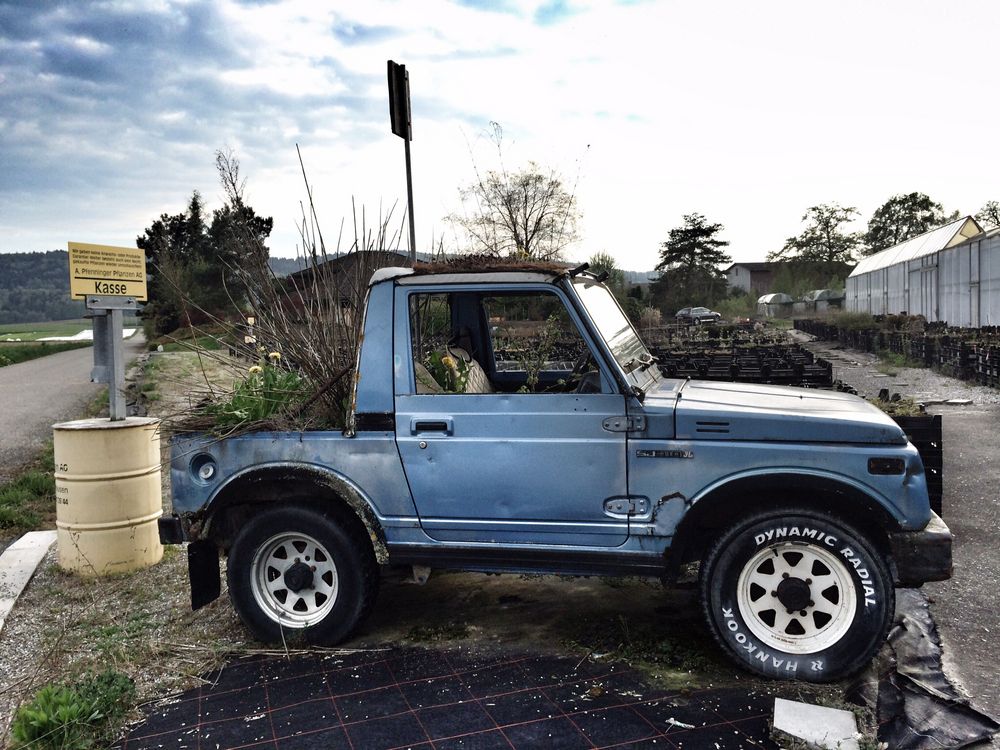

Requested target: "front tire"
[
  {"left": 700, "top": 509, "right": 892, "bottom": 682},
  {"left": 227, "top": 505, "right": 379, "bottom": 645}
]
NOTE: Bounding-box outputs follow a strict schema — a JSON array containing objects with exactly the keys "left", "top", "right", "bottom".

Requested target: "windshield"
[{"left": 571, "top": 276, "right": 658, "bottom": 392}]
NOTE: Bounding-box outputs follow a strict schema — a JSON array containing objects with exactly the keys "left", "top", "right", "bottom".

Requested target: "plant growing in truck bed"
[{"left": 202, "top": 353, "right": 308, "bottom": 430}]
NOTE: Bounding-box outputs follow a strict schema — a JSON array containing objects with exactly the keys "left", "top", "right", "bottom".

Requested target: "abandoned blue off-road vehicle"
[{"left": 162, "top": 264, "right": 951, "bottom": 682}]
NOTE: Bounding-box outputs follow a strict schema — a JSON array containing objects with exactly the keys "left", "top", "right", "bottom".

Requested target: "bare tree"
[
  {"left": 448, "top": 123, "right": 580, "bottom": 261},
  {"left": 976, "top": 200, "right": 1000, "bottom": 229}
]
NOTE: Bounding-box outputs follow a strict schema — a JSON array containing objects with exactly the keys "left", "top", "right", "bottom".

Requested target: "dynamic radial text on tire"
[{"left": 700, "top": 508, "right": 893, "bottom": 682}]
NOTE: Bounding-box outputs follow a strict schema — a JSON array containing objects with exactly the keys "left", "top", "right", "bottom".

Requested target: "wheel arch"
[
  {"left": 201, "top": 462, "right": 388, "bottom": 563},
  {"left": 668, "top": 471, "right": 901, "bottom": 571}
]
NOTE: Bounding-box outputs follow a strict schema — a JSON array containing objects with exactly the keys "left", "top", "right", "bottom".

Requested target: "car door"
[{"left": 394, "top": 284, "right": 630, "bottom": 547}]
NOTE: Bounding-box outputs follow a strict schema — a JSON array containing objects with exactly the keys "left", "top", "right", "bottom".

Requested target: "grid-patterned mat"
[{"left": 120, "top": 648, "right": 778, "bottom": 749}]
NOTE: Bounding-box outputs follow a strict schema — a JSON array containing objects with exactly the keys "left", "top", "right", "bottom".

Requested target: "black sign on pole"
[
  {"left": 387, "top": 60, "right": 411, "bottom": 140},
  {"left": 388, "top": 60, "right": 416, "bottom": 263}
]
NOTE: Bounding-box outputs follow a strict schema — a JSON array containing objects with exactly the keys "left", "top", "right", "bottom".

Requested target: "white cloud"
[{"left": 1, "top": 0, "right": 999, "bottom": 273}]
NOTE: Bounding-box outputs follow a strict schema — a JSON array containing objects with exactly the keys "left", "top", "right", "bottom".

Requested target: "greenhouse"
[{"left": 846, "top": 217, "right": 1000, "bottom": 327}]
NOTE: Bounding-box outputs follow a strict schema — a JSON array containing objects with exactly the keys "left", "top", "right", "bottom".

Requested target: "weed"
[
  {"left": 204, "top": 356, "right": 308, "bottom": 429},
  {"left": 831, "top": 311, "right": 878, "bottom": 331},
  {"left": 10, "top": 670, "right": 135, "bottom": 750},
  {"left": 0, "top": 461, "right": 55, "bottom": 531},
  {"left": 84, "top": 388, "right": 109, "bottom": 418},
  {"left": 876, "top": 349, "right": 921, "bottom": 371}
]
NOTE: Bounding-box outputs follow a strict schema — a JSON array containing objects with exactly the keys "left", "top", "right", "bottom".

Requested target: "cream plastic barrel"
[{"left": 53, "top": 417, "right": 163, "bottom": 575}]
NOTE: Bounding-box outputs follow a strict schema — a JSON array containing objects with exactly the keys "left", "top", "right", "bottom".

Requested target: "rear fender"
[{"left": 201, "top": 462, "right": 389, "bottom": 564}]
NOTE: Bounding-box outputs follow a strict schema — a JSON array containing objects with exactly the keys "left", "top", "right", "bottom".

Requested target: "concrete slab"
[
  {"left": 0, "top": 530, "right": 57, "bottom": 634},
  {"left": 773, "top": 697, "right": 859, "bottom": 749}
]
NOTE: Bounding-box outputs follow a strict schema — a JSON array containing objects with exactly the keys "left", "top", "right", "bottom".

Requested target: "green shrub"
[
  {"left": 205, "top": 353, "right": 307, "bottom": 428},
  {"left": 11, "top": 671, "right": 135, "bottom": 749},
  {"left": 831, "top": 311, "right": 877, "bottom": 331}
]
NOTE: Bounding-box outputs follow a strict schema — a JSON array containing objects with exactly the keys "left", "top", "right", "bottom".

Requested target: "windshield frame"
[{"left": 567, "top": 275, "right": 659, "bottom": 393}]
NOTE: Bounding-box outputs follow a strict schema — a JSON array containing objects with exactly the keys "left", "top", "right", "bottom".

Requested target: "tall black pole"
[
  {"left": 404, "top": 132, "right": 416, "bottom": 263},
  {"left": 388, "top": 60, "right": 416, "bottom": 264}
]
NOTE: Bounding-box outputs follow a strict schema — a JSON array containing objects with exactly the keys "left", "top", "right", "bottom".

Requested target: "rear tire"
[
  {"left": 700, "top": 508, "right": 892, "bottom": 682},
  {"left": 227, "top": 505, "right": 379, "bottom": 645}
]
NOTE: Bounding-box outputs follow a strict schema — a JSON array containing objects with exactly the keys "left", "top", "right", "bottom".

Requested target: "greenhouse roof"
[
  {"left": 850, "top": 216, "right": 983, "bottom": 276},
  {"left": 757, "top": 293, "right": 793, "bottom": 304}
]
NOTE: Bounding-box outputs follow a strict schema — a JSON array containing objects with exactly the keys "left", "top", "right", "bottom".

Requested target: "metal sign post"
[
  {"left": 67, "top": 242, "right": 148, "bottom": 422},
  {"left": 387, "top": 60, "right": 416, "bottom": 263},
  {"left": 86, "top": 295, "right": 137, "bottom": 421}
]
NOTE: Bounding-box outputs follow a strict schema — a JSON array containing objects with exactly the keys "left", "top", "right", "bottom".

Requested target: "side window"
[
  {"left": 409, "top": 293, "right": 453, "bottom": 394},
  {"left": 408, "top": 290, "right": 600, "bottom": 395}
]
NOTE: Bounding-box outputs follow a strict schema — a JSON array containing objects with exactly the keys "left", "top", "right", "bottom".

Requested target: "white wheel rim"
[
  {"left": 736, "top": 542, "right": 857, "bottom": 654},
  {"left": 250, "top": 532, "right": 339, "bottom": 629}
]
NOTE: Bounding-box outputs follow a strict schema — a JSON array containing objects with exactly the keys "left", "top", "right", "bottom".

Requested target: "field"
[
  {"left": 0, "top": 319, "right": 91, "bottom": 341},
  {"left": 0, "top": 318, "right": 141, "bottom": 342}
]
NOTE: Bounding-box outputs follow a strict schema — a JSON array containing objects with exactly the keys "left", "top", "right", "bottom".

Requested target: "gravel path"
[
  {"left": 795, "top": 330, "right": 1000, "bottom": 739},
  {"left": 790, "top": 329, "right": 1000, "bottom": 406}
]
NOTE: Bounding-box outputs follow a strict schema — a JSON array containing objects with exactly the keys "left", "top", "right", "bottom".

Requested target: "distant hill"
[
  {"left": 624, "top": 269, "right": 657, "bottom": 285},
  {"left": 0, "top": 251, "right": 86, "bottom": 324},
  {"left": 267, "top": 257, "right": 310, "bottom": 277},
  {"left": 0, "top": 250, "right": 658, "bottom": 324}
]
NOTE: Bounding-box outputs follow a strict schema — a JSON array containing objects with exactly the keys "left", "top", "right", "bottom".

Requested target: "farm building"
[
  {"left": 846, "top": 216, "right": 1000, "bottom": 326},
  {"left": 726, "top": 262, "right": 776, "bottom": 294}
]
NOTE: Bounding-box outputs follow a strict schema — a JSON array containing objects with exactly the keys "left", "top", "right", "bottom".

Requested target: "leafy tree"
[
  {"left": 137, "top": 174, "right": 272, "bottom": 338},
  {"left": 650, "top": 213, "right": 731, "bottom": 313},
  {"left": 769, "top": 203, "right": 861, "bottom": 268},
  {"left": 587, "top": 251, "right": 644, "bottom": 321},
  {"left": 863, "top": 192, "right": 949, "bottom": 254},
  {"left": 769, "top": 262, "right": 850, "bottom": 299},
  {"left": 448, "top": 123, "right": 578, "bottom": 260},
  {"left": 588, "top": 252, "right": 626, "bottom": 294},
  {"left": 975, "top": 200, "right": 1000, "bottom": 229}
]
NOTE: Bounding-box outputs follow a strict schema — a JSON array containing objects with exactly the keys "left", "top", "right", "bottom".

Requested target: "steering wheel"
[
  {"left": 571, "top": 351, "right": 594, "bottom": 376},
  {"left": 571, "top": 351, "right": 601, "bottom": 393}
]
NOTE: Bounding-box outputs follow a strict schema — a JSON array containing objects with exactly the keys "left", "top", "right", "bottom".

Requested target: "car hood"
[{"left": 640, "top": 378, "right": 906, "bottom": 445}]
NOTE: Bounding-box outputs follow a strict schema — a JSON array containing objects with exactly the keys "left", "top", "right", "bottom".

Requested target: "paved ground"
[
  {"left": 924, "top": 405, "right": 1000, "bottom": 723},
  {"left": 797, "top": 336, "right": 1000, "bottom": 742},
  {"left": 0, "top": 334, "right": 147, "bottom": 484}
]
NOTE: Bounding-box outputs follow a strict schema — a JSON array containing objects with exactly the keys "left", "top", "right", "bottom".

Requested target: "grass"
[
  {"left": 556, "top": 599, "right": 732, "bottom": 691},
  {"left": 157, "top": 335, "right": 224, "bottom": 352},
  {"left": 875, "top": 349, "right": 923, "bottom": 376},
  {"left": 0, "top": 341, "right": 93, "bottom": 367},
  {"left": 0, "top": 442, "right": 56, "bottom": 531},
  {"left": 0, "top": 318, "right": 140, "bottom": 343}
]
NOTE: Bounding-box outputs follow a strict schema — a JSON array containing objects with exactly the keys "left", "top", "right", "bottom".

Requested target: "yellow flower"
[
  {"left": 248, "top": 365, "right": 263, "bottom": 374},
  {"left": 268, "top": 351, "right": 281, "bottom": 362},
  {"left": 441, "top": 355, "right": 457, "bottom": 370}
]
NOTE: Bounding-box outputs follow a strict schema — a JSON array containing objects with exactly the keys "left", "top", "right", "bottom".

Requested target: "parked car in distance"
[{"left": 676, "top": 306, "right": 722, "bottom": 325}]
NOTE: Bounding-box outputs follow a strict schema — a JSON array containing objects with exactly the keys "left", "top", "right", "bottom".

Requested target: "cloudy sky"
[{"left": 2, "top": 0, "right": 998, "bottom": 270}]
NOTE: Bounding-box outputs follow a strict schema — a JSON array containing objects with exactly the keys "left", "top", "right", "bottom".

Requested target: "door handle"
[{"left": 411, "top": 418, "right": 453, "bottom": 435}]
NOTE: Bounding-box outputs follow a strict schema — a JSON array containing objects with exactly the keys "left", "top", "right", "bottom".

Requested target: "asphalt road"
[
  {"left": 925, "top": 405, "right": 1000, "bottom": 726},
  {"left": 0, "top": 335, "right": 147, "bottom": 484}
]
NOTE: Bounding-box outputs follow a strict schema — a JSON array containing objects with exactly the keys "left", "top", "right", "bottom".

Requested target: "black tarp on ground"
[
  {"left": 849, "top": 589, "right": 1000, "bottom": 749},
  {"left": 119, "top": 648, "right": 779, "bottom": 749}
]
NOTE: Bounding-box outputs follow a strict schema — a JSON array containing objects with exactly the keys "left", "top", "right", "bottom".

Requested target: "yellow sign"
[{"left": 68, "top": 242, "right": 148, "bottom": 301}]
